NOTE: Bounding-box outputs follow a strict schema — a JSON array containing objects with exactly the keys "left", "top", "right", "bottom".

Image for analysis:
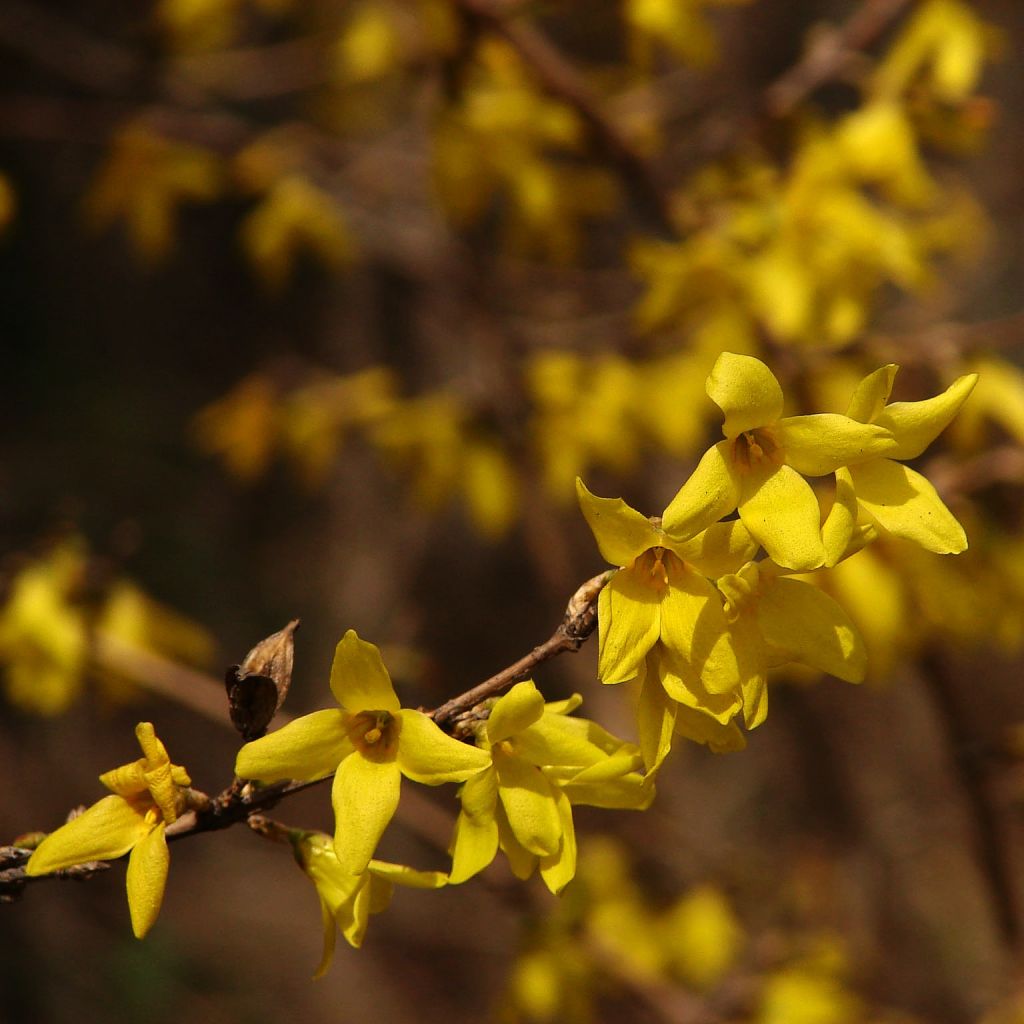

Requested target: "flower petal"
[
  {"left": 636, "top": 663, "right": 677, "bottom": 776},
  {"left": 597, "top": 568, "right": 660, "bottom": 684},
  {"left": 126, "top": 822, "right": 169, "bottom": 939},
  {"left": 846, "top": 364, "right": 897, "bottom": 422},
  {"left": 576, "top": 478, "right": 662, "bottom": 567},
  {"left": 369, "top": 860, "right": 449, "bottom": 889},
  {"left": 329, "top": 629, "right": 400, "bottom": 714},
  {"left": 396, "top": 709, "right": 492, "bottom": 784},
  {"left": 486, "top": 681, "right": 546, "bottom": 745},
  {"left": 449, "top": 808, "right": 500, "bottom": 884},
  {"left": 26, "top": 795, "right": 151, "bottom": 874},
  {"left": 235, "top": 709, "right": 351, "bottom": 782},
  {"left": 674, "top": 706, "right": 746, "bottom": 753},
  {"left": 849, "top": 459, "right": 968, "bottom": 553},
  {"left": 331, "top": 754, "right": 401, "bottom": 874},
  {"left": 706, "top": 352, "right": 784, "bottom": 438},
  {"left": 756, "top": 577, "right": 866, "bottom": 682},
  {"left": 495, "top": 750, "right": 562, "bottom": 858},
  {"left": 538, "top": 788, "right": 576, "bottom": 894},
  {"left": 313, "top": 898, "right": 338, "bottom": 979},
  {"left": 339, "top": 874, "right": 376, "bottom": 948},
  {"left": 669, "top": 520, "right": 759, "bottom": 579},
  {"left": 875, "top": 374, "right": 978, "bottom": 459},
  {"left": 512, "top": 713, "right": 609, "bottom": 768},
  {"left": 662, "top": 441, "right": 740, "bottom": 540},
  {"left": 495, "top": 801, "right": 537, "bottom": 880},
  {"left": 738, "top": 463, "right": 825, "bottom": 570},
  {"left": 658, "top": 651, "right": 741, "bottom": 724},
  {"left": 775, "top": 414, "right": 895, "bottom": 475},
  {"left": 822, "top": 469, "right": 858, "bottom": 567}
]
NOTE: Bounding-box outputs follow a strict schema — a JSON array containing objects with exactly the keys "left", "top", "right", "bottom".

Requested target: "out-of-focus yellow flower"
[
  {"left": 335, "top": 3, "right": 401, "bottom": 83},
  {"left": 158, "top": 0, "right": 241, "bottom": 51},
  {"left": 236, "top": 630, "right": 490, "bottom": 874},
  {"left": 625, "top": 0, "right": 752, "bottom": 69},
  {"left": 26, "top": 723, "right": 191, "bottom": 938},
  {"left": 292, "top": 831, "right": 446, "bottom": 973},
  {"left": 757, "top": 937, "right": 861, "bottom": 1024},
  {"left": 83, "top": 125, "right": 222, "bottom": 261},
  {"left": 661, "top": 884, "right": 743, "bottom": 990},
  {"left": 192, "top": 372, "right": 280, "bottom": 481},
  {"left": 0, "top": 545, "right": 88, "bottom": 714}
]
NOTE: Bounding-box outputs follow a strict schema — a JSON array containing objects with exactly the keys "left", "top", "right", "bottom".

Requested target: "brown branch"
[
  {"left": 452, "top": 0, "right": 676, "bottom": 236},
  {"left": 764, "top": 0, "right": 914, "bottom": 118},
  {"left": 919, "top": 650, "right": 1021, "bottom": 952}
]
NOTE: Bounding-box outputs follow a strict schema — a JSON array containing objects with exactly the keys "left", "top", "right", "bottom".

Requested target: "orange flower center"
[
  {"left": 731, "top": 428, "right": 780, "bottom": 471},
  {"left": 347, "top": 710, "right": 400, "bottom": 761}
]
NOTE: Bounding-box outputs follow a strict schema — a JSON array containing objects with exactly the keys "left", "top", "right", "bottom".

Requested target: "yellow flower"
[
  {"left": 236, "top": 629, "right": 491, "bottom": 874},
  {"left": 292, "top": 831, "right": 447, "bottom": 975},
  {"left": 828, "top": 364, "right": 977, "bottom": 559},
  {"left": 577, "top": 477, "right": 755, "bottom": 701},
  {"left": 26, "top": 722, "right": 191, "bottom": 938},
  {"left": 666, "top": 353, "right": 896, "bottom": 570},
  {"left": 449, "top": 681, "right": 650, "bottom": 893}
]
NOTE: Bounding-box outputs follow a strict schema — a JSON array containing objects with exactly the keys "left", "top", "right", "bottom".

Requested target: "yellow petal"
[
  {"left": 597, "top": 568, "right": 660, "bottom": 684},
  {"left": 235, "top": 708, "right": 351, "bottom": 782},
  {"left": 662, "top": 441, "right": 740, "bottom": 540},
  {"left": 329, "top": 629, "right": 401, "bottom": 713},
  {"left": 738, "top": 464, "right": 825, "bottom": 571},
  {"left": 658, "top": 651, "right": 740, "bottom": 724},
  {"left": 26, "top": 795, "right": 151, "bottom": 874},
  {"left": 846, "top": 365, "right": 897, "bottom": 422},
  {"left": 450, "top": 808, "right": 500, "bottom": 884},
  {"left": 495, "top": 751, "right": 562, "bottom": 858},
  {"left": 706, "top": 352, "right": 784, "bottom": 438},
  {"left": 756, "top": 577, "right": 866, "bottom": 682},
  {"left": 742, "top": 674, "right": 768, "bottom": 730},
  {"left": 674, "top": 706, "right": 746, "bottom": 753},
  {"left": 849, "top": 459, "right": 967, "bottom": 553},
  {"left": 576, "top": 478, "right": 662, "bottom": 567},
  {"left": 396, "top": 709, "right": 492, "bottom": 784},
  {"left": 486, "top": 680, "right": 546, "bottom": 744},
  {"left": 875, "top": 374, "right": 978, "bottom": 460},
  {"left": 669, "top": 520, "right": 758, "bottom": 579},
  {"left": 495, "top": 800, "right": 538, "bottom": 880},
  {"left": 126, "top": 822, "right": 169, "bottom": 939},
  {"left": 822, "top": 470, "right": 858, "bottom": 568},
  {"left": 331, "top": 754, "right": 401, "bottom": 874},
  {"left": 368, "top": 859, "right": 448, "bottom": 889},
  {"left": 313, "top": 898, "right": 338, "bottom": 979},
  {"left": 338, "top": 874, "right": 376, "bottom": 948},
  {"left": 538, "top": 787, "right": 576, "bottom": 894},
  {"left": 457, "top": 764, "right": 499, "bottom": 820},
  {"left": 636, "top": 662, "right": 676, "bottom": 775},
  {"left": 512, "top": 713, "right": 613, "bottom": 769},
  {"left": 775, "top": 414, "right": 896, "bottom": 476}
]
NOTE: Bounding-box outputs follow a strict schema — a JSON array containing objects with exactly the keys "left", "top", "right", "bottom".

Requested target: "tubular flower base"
[
  {"left": 235, "top": 629, "right": 491, "bottom": 874},
  {"left": 25, "top": 722, "right": 191, "bottom": 938}
]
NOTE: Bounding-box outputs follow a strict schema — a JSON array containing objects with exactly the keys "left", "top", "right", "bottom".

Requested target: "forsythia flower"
[
  {"left": 292, "top": 831, "right": 447, "bottom": 974},
  {"left": 576, "top": 477, "right": 754, "bottom": 703},
  {"left": 235, "top": 629, "right": 491, "bottom": 874},
  {"left": 831, "top": 364, "right": 978, "bottom": 556},
  {"left": 449, "top": 681, "right": 650, "bottom": 893},
  {"left": 26, "top": 722, "right": 191, "bottom": 938},
  {"left": 666, "top": 352, "right": 896, "bottom": 570}
]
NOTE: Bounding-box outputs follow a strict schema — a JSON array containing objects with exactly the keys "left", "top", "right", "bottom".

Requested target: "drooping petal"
[
  {"left": 561, "top": 771, "right": 654, "bottom": 810},
  {"left": 658, "top": 651, "right": 741, "bottom": 724},
  {"left": 26, "top": 795, "right": 151, "bottom": 874},
  {"left": 738, "top": 463, "right": 825, "bottom": 571},
  {"left": 742, "top": 674, "right": 768, "bottom": 730},
  {"left": 449, "top": 808, "right": 500, "bottom": 884},
  {"left": 313, "top": 898, "right": 338, "bottom": 979},
  {"left": 576, "top": 478, "right": 662, "bottom": 567},
  {"left": 597, "top": 567, "right": 660, "bottom": 684},
  {"left": 458, "top": 764, "right": 499, "bottom": 820},
  {"left": 331, "top": 754, "right": 402, "bottom": 874},
  {"left": 846, "top": 364, "right": 897, "bottom": 422},
  {"left": 538, "top": 787, "right": 576, "bottom": 894},
  {"left": 849, "top": 459, "right": 968, "bottom": 554},
  {"left": 368, "top": 859, "right": 448, "bottom": 889},
  {"left": 661, "top": 560, "right": 740, "bottom": 694},
  {"left": 494, "top": 751, "right": 562, "bottom": 858},
  {"left": 756, "top": 577, "right": 866, "bottom": 682},
  {"left": 396, "top": 709, "right": 491, "bottom": 784},
  {"left": 662, "top": 442, "right": 740, "bottom": 540},
  {"left": 495, "top": 801, "right": 537, "bottom": 881},
  {"left": 636, "top": 665, "right": 677, "bottom": 776},
  {"left": 235, "top": 708, "right": 351, "bottom": 782},
  {"left": 329, "top": 629, "right": 400, "bottom": 714},
  {"left": 706, "top": 352, "right": 784, "bottom": 438},
  {"left": 726, "top": 612, "right": 767, "bottom": 711},
  {"left": 668, "top": 520, "right": 759, "bottom": 580},
  {"left": 338, "top": 874, "right": 377, "bottom": 948},
  {"left": 486, "top": 681, "right": 546, "bottom": 745},
  {"left": 775, "top": 414, "right": 895, "bottom": 475},
  {"left": 822, "top": 469, "right": 859, "bottom": 567},
  {"left": 126, "top": 822, "right": 169, "bottom": 939},
  {"left": 875, "top": 374, "right": 978, "bottom": 459},
  {"left": 674, "top": 706, "right": 746, "bottom": 753}
]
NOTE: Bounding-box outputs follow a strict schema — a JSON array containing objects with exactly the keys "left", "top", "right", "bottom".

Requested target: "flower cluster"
[{"left": 579, "top": 352, "right": 975, "bottom": 770}]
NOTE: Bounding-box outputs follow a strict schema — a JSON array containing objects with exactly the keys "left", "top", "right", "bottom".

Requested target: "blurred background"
[{"left": 2, "top": 0, "right": 1024, "bottom": 1021}]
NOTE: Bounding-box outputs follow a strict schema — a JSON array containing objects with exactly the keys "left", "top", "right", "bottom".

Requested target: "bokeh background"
[{"left": 3, "top": 1, "right": 1024, "bottom": 1021}]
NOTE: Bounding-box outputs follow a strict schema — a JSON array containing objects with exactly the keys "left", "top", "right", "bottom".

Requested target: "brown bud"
[{"left": 225, "top": 619, "right": 299, "bottom": 741}]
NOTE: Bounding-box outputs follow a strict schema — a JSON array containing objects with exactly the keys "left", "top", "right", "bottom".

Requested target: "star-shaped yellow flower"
[
  {"left": 665, "top": 352, "right": 897, "bottom": 570},
  {"left": 577, "top": 478, "right": 755, "bottom": 711},
  {"left": 235, "top": 629, "right": 491, "bottom": 874},
  {"left": 26, "top": 722, "right": 190, "bottom": 938},
  {"left": 292, "top": 831, "right": 447, "bottom": 975},
  {"left": 827, "top": 364, "right": 978, "bottom": 559}
]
